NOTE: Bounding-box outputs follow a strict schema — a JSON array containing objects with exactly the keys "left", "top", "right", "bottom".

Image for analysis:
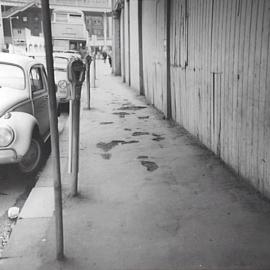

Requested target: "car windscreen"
[{"left": 0, "top": 63, "right": 25, "bottom": 90}]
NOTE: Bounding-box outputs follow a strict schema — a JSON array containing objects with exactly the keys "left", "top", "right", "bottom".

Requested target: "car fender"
[{"left": 0, "top": 112, "right": 39, "bottom": 160}]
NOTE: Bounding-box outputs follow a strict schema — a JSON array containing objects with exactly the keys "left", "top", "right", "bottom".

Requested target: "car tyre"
[{"left": 17, "top": 135, "right": 43, "bottom": 175}]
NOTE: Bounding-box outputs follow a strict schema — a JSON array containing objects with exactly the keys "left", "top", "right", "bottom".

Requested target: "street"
[{"left": 0, "top": 112, "right": 68, "bottom": 256}]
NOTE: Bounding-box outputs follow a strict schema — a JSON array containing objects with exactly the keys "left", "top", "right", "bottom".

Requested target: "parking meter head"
[
  {"left": 85, "top": 55, "right": 92, "bottom": 66},
  {"left": 67, "top": 59, "right": 86, "bottom": 84}
]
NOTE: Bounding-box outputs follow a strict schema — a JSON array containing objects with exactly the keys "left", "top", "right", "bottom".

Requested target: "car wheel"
[{"left": 18, "top": 135, "right": 43, "bottom": 175}]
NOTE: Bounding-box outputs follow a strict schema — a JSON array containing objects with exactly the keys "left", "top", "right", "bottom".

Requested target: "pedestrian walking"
[
  {"left": 108, "top": 50, "right": 112, "bottom": 68},
  {"left": 102, "top": 51, "right": 107, "bottom": 63}
]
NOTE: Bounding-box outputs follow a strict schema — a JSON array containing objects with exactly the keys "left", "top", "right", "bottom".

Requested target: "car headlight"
[
  {"left": 0, "top": 126, "right": 14, "bottom": 147},
  {"left": 58, "top": 80, "right": 68, "bottom": 89}
]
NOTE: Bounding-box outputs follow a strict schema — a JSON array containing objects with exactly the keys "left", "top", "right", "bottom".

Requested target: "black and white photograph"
[{"left": 0, "top": 0, "right": 269, "bottom": 269}]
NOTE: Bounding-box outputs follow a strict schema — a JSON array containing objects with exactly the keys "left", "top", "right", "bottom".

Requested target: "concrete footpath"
[{"left": 1, "top": 61, "right": 270, "bottom": 270}]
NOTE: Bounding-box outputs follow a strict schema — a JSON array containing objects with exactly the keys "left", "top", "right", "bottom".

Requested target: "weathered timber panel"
[
  {"left": 170, "top": 0, "right": 270, "bottom": 195},
  {"left": 142, "top": 0, "right": 167, "bottom": 113},
  {"left": 129, "top": 0, "right": 140, "bottom": 90}
]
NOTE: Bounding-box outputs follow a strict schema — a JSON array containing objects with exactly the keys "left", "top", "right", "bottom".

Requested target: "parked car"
[
  {"left": 53, "top": 53, "right": 73, "bottom": 112},
  {"left": 0, "top": 53, "right": 51, "bottom": 175},
  {"left": 27, "top": 52, "right": 71, "bottom": 112}
]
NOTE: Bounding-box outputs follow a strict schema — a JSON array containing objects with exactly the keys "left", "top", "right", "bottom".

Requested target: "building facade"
[
  {"left": 1, "top": 0, "right": 112, "bottom": 53},
  {"left": 112, "top": 0, "right": 270, "bottom": 197}
]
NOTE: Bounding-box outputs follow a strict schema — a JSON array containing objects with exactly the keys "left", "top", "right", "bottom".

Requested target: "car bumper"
[{"left": 0, "top": 149, "right": 19, "bottom": 164}]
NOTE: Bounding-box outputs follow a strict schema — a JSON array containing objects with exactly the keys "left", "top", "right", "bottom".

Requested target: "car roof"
[{"left": 0, "top": 53, "right": 42, "bottom": 70}]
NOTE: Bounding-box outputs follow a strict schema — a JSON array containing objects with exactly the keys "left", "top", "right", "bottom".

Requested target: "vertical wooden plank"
[
  {"left": 236, "top": 0, "right": 247, "bottom": 173},
  {"left": 243, "top": 0, "right": 254, "bottom": 179},
  {"left": 257, "top": 0, "right": 267, "bottom": 188},
  {"left": 249, "top": 0, "right": 262, "bottom": 185},
  {"left": 263, "top": 0, "right": 270, "bottom": 191},
  {"left": 231, "top": 0, "right": 241, "bottom": 170}
]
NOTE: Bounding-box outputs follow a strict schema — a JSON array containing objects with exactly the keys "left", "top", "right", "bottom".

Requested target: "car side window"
[{"left": 30, "top": 67, "right": 44, "bottom": 93}]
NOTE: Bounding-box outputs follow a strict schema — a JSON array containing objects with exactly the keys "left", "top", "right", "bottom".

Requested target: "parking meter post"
[
  {"left": 85, "top": 55, "right": 91, "bottom": 110},
  {"left": 68, "top": 100, "right": 73, "bottom": 174},
  {"left": 67, "top": 59, "right": 85, "bottom": 196},
  {"left": 70, "top": 92, "right": 80, "bottom": 196},
  {"left": 41, "top": 0, "right": 64, "bottom": 261},
  {"left": 94, "top": 54, "right": 96, "bottom": 87}
]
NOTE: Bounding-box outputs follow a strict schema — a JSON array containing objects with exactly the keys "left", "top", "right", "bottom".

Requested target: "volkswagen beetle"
[{"left": 0, "top": 53, "right": 51, "bottom": 175}]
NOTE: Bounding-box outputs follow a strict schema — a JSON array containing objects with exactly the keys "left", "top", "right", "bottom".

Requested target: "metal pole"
[
  {"left": 93, "top": 55, "right": 96, "bottom": 87},
  {"left": 68, "top": 100, "right": 73, "bottom": 173},
  {"left": 9, "top": 18, "right": 14, "bottom": 53},
  {"left": 85, "top": 62, "right": 90, "bottom": 109},
  {"left": 41, "top": 0, "right": 64, "bottom": 260},
  {"left": 0, "top": 3, "right": 5, "bottom": 51},
  {"left": 70, "top": 86, "right": 81, "bottom": 196}
]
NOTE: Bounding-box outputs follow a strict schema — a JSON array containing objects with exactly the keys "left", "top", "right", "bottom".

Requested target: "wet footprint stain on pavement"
[
  {"left": 97, "top": 140, "right": 139, "bottom": 152},
  {"left": 117, "top": 105, "right": 147, "bottom": 111},
  {"left": 140, "top": 161, "right": 159, "bottom": 172},
  {"left": 152, "top": 133, "right": 165, "bottom": 141},
  {"left": 138, "top": 116, "right": 149, "bottom": 119},
  {"left": 137, "top": 156, "right": 149, "bottom": 159},
  {"left": 100, "top": 122, "right": 114, "bottom": 125},
  {"left": 132, "top": 132, "right": 150, "bottom": 136},
  {"left": 113, "top": 112, "right": 130, "bottom": 118},
  {"left": 100, "top": 153, "right": 112, "bottom": 160}
]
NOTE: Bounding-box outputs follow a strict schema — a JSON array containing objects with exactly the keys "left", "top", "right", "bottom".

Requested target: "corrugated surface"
[
  {"left": 142, "top": 0, "right": 167, "bottom": 114},
  {"left": 169, "top": 0, "right": 270, "bottom": 195}
]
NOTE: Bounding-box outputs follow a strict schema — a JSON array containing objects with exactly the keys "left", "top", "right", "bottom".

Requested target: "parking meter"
[
  {"left": 85, "top": 54, "right": 92, "bottom": 67},
  {"left": 67, "top": 58, "right": 86, "bottom": 100},
  {"left": 67, "top": 58, "right": 86, "bottom": 196}
]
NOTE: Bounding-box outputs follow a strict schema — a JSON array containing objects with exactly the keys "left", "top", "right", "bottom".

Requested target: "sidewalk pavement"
[{"left": 1, "top": 61, "right": 270, "bottom": 270}]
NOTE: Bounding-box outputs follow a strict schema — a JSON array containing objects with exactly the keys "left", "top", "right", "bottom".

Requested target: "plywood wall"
[
  {"left": 142, "top": 0, "right": 167, "bottom": 114},
  {"left": 129, "top": 0, "right": 140, "bottom": 90},
  {"left": 170, "top": 0, "right": 270, "bottom": 195}
]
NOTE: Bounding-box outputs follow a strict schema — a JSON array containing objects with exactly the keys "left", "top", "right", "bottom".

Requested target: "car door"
[{"left": 29, "top": 65, "right": 50, "bottom": 139}]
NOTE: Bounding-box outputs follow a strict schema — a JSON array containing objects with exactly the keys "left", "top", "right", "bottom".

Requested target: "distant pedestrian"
[
  {"left": 108, "top": 50, "right": 112, "bottom": 68},
  {"left": 102, "top": 51, "right": 107, "bottom": 63}
]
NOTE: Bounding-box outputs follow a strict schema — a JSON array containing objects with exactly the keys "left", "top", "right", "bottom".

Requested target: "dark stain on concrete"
[
  {"left": 113, "top": 112, "right": 130, "bottom": 118},
  {"left": 97, "top": 140, "right": 139, "bottom": 152},
  {"left": 124, "top": 128, "right": 132, "bottom": 131},
  {"left": 118, "top": 105, "right": 147, "bottom": 111},
  {"left": 152, "top": 133, "right": 165, "bottom": 141},
  {"left": 141, "top": 161, "right": 159, "bottom": 172},
  {"left": 132, "top": 132, "right": 150, "bottom": 136},
  {"left": 100, "top": 122, "right": 114, "bottom": 125},
  {"left": 138, "top": 116, "right": 149, "bottom": 119},
  {"left": 100, "top": 153, "right": 112, "bottom": 160},
  {"left": 137, "top": 156, "right": 149, "bottom": 159}
]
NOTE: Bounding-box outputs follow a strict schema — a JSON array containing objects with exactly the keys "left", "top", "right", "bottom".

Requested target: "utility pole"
[
  {"left": 0, "top": 3, "right": 5, "bottom": 51},
  {"left": 41, "top": 0, "right": 64, "bottom": 261}
]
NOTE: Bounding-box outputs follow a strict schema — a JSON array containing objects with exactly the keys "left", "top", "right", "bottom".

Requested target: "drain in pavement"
[
  {"left": 138, "top": 116, "right": 149, "bottom": 119},
  {"left": 97, "top": 140, "right": 139, "bottom": 152},
  {"left": 100, "top": 153, "right": 112, "bottom": 160},
  {"left": 132, "top": 132, "right": 149, "bottom": 136},
  {"left": 140, "top": 161, "right": 158, "bottom": 172},
  {"left": 100, "top": 122, "right": 114, "bottom": 125},
  {"left": 118, "top": 105, "right": 147, "bottom": 111},
  {"left": 113, "top": 112, "right": 130, "bottom": 118}
]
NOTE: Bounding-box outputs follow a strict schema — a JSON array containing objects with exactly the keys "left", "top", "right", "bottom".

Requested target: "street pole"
[
  {"left": 84, "top": 55, "right": 91, "bottom": 110},
  {"left": 0, "top": 3, "right": 5, "bottom": 51},
  {"left": 41, "top": 0, "right": 64, "bottom": 261},
  {"left": 9, "top": 18, "right": 14, "bottom": 53}
]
